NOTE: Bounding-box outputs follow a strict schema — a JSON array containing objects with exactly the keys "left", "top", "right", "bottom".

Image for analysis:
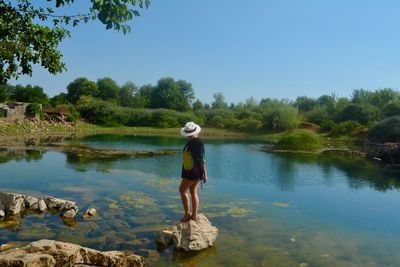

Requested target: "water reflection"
[
  {"left": 270, "top": 152, "right": 400, "bottom": 191},
  {"left": 0, "top": 148, "right": 44, "bottom": 164}
]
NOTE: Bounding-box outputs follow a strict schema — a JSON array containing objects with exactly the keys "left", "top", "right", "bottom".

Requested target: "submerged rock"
[
  {"left": 82, "top": 208, "right": 97, "bottom": 220},
  {"left": 0, "top": 239, "right": 145, "bottom": 267},
  {"left": 156, "top": 229, "right": 174, "bottom": 246},
  {"left": 157, "top": 214, "right": 218, "bottom": 251}
]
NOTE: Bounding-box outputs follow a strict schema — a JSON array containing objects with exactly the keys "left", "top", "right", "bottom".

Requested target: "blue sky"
[{"left": 11, "top": 0, "right": 400, "bottom": 104}]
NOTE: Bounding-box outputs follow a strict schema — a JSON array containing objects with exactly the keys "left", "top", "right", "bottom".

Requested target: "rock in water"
[
  {"left": 172, "top": 213, "right": 218, "bottom": 251},
  {"left": 82, "top": 208, "right": 97, "bottom": 220},
  {"left": 38, "top": 199, "right": 47, "bottom": 212},
  {"left": 0, "top": 201, "right": 5, "bottom": 219},
  {"left": 24, "top": 195, "right": 39, "bottom": 209},
  {"left": 0, "top": 239, "right": 145, "bottom": 267},
  {"left": 155, "top": 229, "right": 174, "bottom": 246},
  {"left": 0, "top": 192, "right": 25, "bottom": 216}
]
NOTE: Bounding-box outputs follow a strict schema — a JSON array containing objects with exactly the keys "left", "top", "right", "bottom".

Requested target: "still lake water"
[{"left": 1, "top": 135, "right": 400, "bottom": 266}]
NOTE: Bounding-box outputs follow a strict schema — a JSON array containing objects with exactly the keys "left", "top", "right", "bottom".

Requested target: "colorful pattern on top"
[{"left": 181, "top": 138, "right": 205, "bottom": 180}]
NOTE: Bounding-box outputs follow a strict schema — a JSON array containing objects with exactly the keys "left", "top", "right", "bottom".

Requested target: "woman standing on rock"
[{"left": 179, "top": 122, "right": 208, "bottom": 222}]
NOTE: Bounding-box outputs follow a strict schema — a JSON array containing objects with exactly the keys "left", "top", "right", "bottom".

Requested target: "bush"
[
  {"left": 76, "top": 96, "right": 201, "bottom": 128},
  {"left": 383, "top": 101, "right": 400, "bottom": 117},
  {"left": 319, "top": 120, "right": 336, "bottom": 132},
  {"left": 368, "top": 116, "right": 400, "bottom": 143},
  {"left": 274, "top": 130, "right": 322, "bottom": 151},
  {"left": 335, "top": 103, "right": 380, "bottom": 125},
  {"left": 306, "top": 108, "right": 330, "bottom": 124},
  {"left": 330, "top": 120, "right": 362, "bottom": 136},
  {"left": 66, "top": 111, "right": 80, "bottom": 122},
  {"left": 25, "top": 103, "right": 42, "bottom": 118},
  {"left": 262, "top": 104, "right": 301, "bottom": 132}
]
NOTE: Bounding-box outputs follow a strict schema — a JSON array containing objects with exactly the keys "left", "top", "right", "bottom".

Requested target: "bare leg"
[
  {"left": 189, "top": 179, "right": 200, "bottom": 220},
  {"left": 179, "top": 178, "right": 196, "bottom": 222}
]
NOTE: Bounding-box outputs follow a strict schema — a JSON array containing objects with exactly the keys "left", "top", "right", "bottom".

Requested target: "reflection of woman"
[{"left": 179, "top": 122, "right": 208, "bottom": 222}]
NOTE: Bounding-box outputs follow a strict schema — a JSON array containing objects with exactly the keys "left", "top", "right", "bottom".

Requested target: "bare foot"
[
  {"left": 180, "top": 213, "right": 191, "bottom": 223},
  {"left": 190, "top": 214, "right": 199, "bottom": 221}
]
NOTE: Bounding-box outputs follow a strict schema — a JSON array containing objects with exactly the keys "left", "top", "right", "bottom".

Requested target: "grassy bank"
[{"left": 0, "top": 120, "right": 360, "bottom": 150}]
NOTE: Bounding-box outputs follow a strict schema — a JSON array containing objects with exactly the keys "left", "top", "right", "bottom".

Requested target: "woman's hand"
[{"left": 202, "top": 173, "right": 208, "bottom": 183}]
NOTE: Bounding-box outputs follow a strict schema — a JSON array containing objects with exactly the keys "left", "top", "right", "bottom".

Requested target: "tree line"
[{"left": 1, "top": 77, "right": 400, "bottom": 136}]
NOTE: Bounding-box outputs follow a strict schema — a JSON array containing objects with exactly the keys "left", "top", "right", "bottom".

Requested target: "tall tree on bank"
[
  {"left": 150, "top": 77, "right": 194, "bottom": 111},
  {"left": 119, "top": 81, "right": 138, "bottom": 107},
  {"left": 0, "top": 0, "right": 150, "bottom": 84},
  {"left": 97, "top": 77, "right": 120, "bottom": 102},
  {"left": 211, "top": 92, "right": 228, "bottom": 110},
  {"left": 66, "top": 77, "right": 98, "bottom": 104}
]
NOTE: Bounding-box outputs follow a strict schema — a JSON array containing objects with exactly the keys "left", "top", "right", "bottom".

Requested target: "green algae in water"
[{"left": 120, "top": 191, "right": 157, "bottom": 210}]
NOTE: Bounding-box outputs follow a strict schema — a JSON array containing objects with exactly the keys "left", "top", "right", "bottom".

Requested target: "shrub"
[
  {"left": 151, "top": 109, "right": 180, "bottom": 128},
  {"left": 274, "top": 130, "right": 322, "bottom": 151},
  {"left": 319, "top": 120, "right": 337, "bottom": 132},
  {"left": 335, "top": 103, "right": 380, "bottom": 125},
  {"left": 66, "top": 111, "right": 80, "bottom": 122},
  {"left": 330, "top": 120, "right": 362, "bottom": 136},
  {"left": 262, "top": 104, "right": 301, "bottom": 132},
  {"left": 368, "top": 116, "right": 400, "bottom": 143},
  {"left": 383, "top": 101, "right": 400, "bottom": 117},
  {"left": 306, "top": 108, "right": 330, "bottom": 124},
  {"left": 25, "top": 103, "right": 42, "bottom": 118}
]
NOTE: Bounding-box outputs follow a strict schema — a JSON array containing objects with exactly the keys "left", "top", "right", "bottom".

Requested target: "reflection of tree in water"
[
  {"left": 0, "top": 149, "right": 44, "bottom": 164},
  {"left": 272, "top": 152, "right": 400, "bottom": 191},
  {"left": 65, "top": 152, "right": 119, "bottom": 172},
  {"left": 270, "top": 153, "right": 298, "bottom": 191},
  {"left": 79, "top": 134, "right": 184, "bottom": 148}
]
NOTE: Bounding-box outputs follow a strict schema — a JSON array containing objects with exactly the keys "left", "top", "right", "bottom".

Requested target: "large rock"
[
  {"left": 0, "top": 239, "right": 145, "bottom": 267},
  {"left": 0, "top": 192, "right": 78, "bottom": 221},
  {"left": 171, "top": 214, "right": 218, "bottom": 251},
  {"left": 0, "top": 192, "right": 25, "bottom": 216}
]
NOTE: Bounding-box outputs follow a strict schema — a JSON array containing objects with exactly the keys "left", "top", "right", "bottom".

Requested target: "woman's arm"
[{"left": 202, "top": 163, "right": 208, "bottom": 183}]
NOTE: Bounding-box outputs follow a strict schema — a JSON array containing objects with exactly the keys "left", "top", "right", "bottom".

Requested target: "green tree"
[
  {"left": 97, "top": 77, "right": 120, "bottom": 102},
  {"left": 0, "top": 0, "right": 150, "bottom": 83},
  {"left": 119, "top": 81, "right": 137, "bottom": 107},
  {"left": 351, "top": 89, "right": 374, "bottom": 105},
  {"left": 13, "top": 84, "right": 48, "bottom": 104},
  {"left": 336, "top": 103, "right": 380, "bottom": 125},
  {"left": 135, "top": 84, "right": 153, "bottom": 108},
  {"left": 150, "top": 77, "right": 191, "bottom": 111},
  {"left": 0, "top": 83, "right": 14, "bottom": 102},
  {"left": 177, "top": 80, "right": 195, "bottom": 107},
  {"left": 295, "top": 96, "right": 317, "bottom": 112},
  {"left": 192, "top": 99, "right": 204, "bottom": 110},
  {"left": 259, "top": 99, "right": 300, "bottom": 131},
  {"left": 383, "top": 100, "right": 400, "bottom": 117},
  {"left": 66, "top": 77, "right": 98, "bottom": 104},
  {"left": 317, "top": 94, "right": 337, "bottom": 113},
  {"left": 211, "top": 92, "right": 228, "bottom": 110},
  {"left": 50, "top": 92, "right": 69, "bottom": 106}
]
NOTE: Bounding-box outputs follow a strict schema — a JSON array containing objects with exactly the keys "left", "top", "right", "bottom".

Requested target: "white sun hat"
[{"left": 180, "top": 121, "right": 201, "bottom": 137}]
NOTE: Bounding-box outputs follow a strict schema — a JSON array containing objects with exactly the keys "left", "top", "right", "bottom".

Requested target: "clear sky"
[{"left": 10, "top": 0, "right": 400, "bottom": 104}]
